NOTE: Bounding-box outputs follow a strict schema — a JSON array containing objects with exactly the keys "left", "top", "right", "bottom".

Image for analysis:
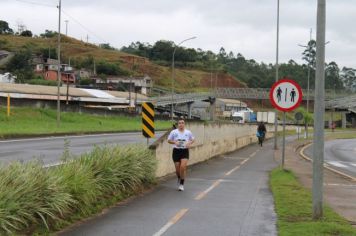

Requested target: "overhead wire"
[
  {"left": 13, "top": 0, "right": 108, "bottom": 44},
  {"left": 61, "top": 9, "right": 108, "bottom": 43},
  {"left": 14, "top": 0, "right": 55, "bottom": 8}
]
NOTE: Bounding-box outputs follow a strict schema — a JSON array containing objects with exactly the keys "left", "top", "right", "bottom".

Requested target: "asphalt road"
[
  {"left": 0, "top": 132, "right": 165, "bottom": 166},
  {"left": 60, "top": 138, "right": 279, "bottom": 236},
  {"left": 305, "top": 139, "right": 356, "bottom": 177}
]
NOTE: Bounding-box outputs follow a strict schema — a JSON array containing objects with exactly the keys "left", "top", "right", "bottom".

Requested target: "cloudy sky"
[{"left": 2, "top": 0, "right": 356, "bottom": 68}]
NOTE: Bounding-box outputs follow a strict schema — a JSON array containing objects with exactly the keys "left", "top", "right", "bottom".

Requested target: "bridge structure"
[
  {"left": 149, "top": 93, "right": 215, "bottom": 119},
  {"left": 149, "top": 88, "right": 352, "bottom": 120},
  {"left": 215, "top": 87, "right": 349, "bottom": 100},
  {"left": 325, "top": 94, "right": 356, "bottom": 128}
]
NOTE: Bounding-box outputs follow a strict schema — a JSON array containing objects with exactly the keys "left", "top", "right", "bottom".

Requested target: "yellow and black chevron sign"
[{"left": 142, "top": 102, "right": 155, "bottom": 138}]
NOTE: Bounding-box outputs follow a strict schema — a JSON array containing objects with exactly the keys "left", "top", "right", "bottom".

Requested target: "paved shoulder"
[{"left": 60, "top": 140, "right": 277, "bottom": 236}]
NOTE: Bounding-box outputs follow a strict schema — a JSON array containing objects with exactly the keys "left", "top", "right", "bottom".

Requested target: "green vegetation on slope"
[
  {"left": 0, "top": 107, "right": 171, "bottom": 138},
  {"left": 0, "top": 34, "right": 243, "bottom": 92},
  {"left": 0, "top": 145, "right": 156, "bottom": 235},
  {"left": 270, "top": 168, "right": 356, "bottom": 236}
]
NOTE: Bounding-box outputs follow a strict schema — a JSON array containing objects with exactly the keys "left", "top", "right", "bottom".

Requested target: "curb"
[{"left": 299, "top": 143, "right": 356, "bottom": 182}]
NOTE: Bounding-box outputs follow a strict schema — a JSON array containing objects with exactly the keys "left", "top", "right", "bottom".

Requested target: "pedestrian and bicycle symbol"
[{"left": 270, "top": 78, "right": 303, "bottom": 112}]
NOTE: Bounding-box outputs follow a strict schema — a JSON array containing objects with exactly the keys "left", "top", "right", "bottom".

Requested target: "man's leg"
[
  {"left": 179, "top": 158, "right": 188, "bottom": 186},
  {"left": 174, "top": 162, "right": 181, "bottom": 184}
]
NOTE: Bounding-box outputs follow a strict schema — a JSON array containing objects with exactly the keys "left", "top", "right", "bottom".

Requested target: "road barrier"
[{"left": 150, "top": 122, "right": 295, "bottom": 177}]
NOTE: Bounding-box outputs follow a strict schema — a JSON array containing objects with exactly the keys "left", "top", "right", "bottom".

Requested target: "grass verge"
[
  {"left": 270, "top": 168, "right": 356, "bottom": 236},
  {"left": 0, "top": 144, "right": 157, "bottom": 235},
  {"left": 0, "top": 107, "right": 172, "bottom": 138}
]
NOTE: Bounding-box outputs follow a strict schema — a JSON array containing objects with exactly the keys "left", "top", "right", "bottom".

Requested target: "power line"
[
  {"left": 14, "top": 0, "right": 108, "bottom": 44},
  {"left": 14, "top": 0, "right": 55, "bottom": 8},
  {"left": 61, "top": 9, "right": 108, "bottom": 43}
]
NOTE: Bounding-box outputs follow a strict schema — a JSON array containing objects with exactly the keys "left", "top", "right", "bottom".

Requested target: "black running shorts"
[{"left": 172, "top": 148, "right": 189, "bottom": 162}]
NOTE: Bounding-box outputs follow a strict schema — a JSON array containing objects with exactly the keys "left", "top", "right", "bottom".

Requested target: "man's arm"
[
  {"left": 186, "top": 132, "right": 195, "bottom": 148},
  {"left": 168, "top": 139, "right": 176, "bottom": 145},
  {"left": 167, "top": 131, "right": 178, "bottom": 145}
]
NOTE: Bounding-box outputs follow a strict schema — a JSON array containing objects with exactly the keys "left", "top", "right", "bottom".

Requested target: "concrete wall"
[{"left": 150, "top": 122, "right": 293, "bottom": 177}]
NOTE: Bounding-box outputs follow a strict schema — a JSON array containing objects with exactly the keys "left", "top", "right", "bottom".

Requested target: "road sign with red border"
[{"left": 269, "top": 78, "right": 303, "bottom": 112}]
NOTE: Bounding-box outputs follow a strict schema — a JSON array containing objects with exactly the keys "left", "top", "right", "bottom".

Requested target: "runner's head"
[{"left": 177, "top": 117, "right": 185, "bottom": 130}]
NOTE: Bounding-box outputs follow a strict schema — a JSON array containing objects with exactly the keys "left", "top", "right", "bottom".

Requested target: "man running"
[{"left": 167, "top": 117, "right": 195, "bottom": 191}]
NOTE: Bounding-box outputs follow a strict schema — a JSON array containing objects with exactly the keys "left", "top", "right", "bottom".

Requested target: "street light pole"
[
  {"left": 313, "top": 0, "right": 326, "bottom": 220},
  {"left": 65, "top": 20, "right": 68, "bottom": 36},
  {"left": 171, "top": 36, "right": 197, "bottom": 122},
  {"left": 56, "top": 0, "right": 61, "bottom": 127},
  {"left": 273, "top": 0, "right": 280, "bottom": 150},
  {"left": 299, "top": 31, "right": 329, "bottom": 139}
]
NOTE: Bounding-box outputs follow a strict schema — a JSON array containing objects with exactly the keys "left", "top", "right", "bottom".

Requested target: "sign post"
[
  {"left": 142, "top": 102, "right": 155, "bottom": 145},
  {"left": 270, "top": 78, "right": 303, "bottom": 169},
  {"left": 295, "top": 112, "right": 304, "bottom": 140}
]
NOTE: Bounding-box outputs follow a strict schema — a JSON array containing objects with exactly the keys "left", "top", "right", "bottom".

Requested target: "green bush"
[{"left": 0, "top": 144, "right": 156, "bottom": 234}]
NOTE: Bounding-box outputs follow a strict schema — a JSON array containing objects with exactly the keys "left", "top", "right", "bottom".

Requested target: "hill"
[{"left": 0, "top": 35, "right": 245, "bottom": 93}]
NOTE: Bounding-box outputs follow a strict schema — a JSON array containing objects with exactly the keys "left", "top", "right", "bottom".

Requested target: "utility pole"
[
  {"left": 86, "top": 34, "right": 89, "bottom": 43},
  {"left": 306, "top": 28, "right": 312, "bottom": 138},
  {"left": 274, "top": 0, "right": 280, "bottom": 150},
  {"left": 129, "top": 56, "right": 135, "bottom": 107},
  {"left": 93, "top": 60, "right": 96, "bottom": 75},
  {"left": 306, "top": 28, "right": 312, "bottom": 114},
  {"left": 65, "top": 20, "right": 69, "bottom": 36},
  {"left": 313, "top": 0, "right": 326, "bottom": 220},
  {"left": 56, "top": 0, "right": 62, "bottom": 127}
]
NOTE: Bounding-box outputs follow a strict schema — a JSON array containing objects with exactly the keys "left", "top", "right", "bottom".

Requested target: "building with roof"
[
  {"left": 35, "top": 58, "right": 76, "bottom": 84},
  {"left": 94, "top": 75, "right": 152, "bottom": 95}
]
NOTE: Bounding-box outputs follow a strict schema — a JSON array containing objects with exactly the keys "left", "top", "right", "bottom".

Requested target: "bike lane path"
[{"left": 60, "top": 139, "right": 278, "bottom": 236}]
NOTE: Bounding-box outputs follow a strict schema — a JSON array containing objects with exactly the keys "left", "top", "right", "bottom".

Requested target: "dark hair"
[{"left": 178, "top": 116, "right": 185, "bottom": 122}]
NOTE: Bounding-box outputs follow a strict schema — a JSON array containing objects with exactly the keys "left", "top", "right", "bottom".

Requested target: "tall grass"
[{"left": 0, "top": 144, "right": 156, "bottom": 235}]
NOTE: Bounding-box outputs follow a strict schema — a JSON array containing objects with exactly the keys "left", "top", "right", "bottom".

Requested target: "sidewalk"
[
  {"left": 275, "top": 139, "right": 356, "bottom": 225},
  {"left": 59, "top": 140, "right": 278, "bottom": 236}
]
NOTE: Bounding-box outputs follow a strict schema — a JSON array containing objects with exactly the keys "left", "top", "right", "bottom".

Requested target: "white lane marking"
[
  {"left": 324, "top": 183, "right": 356, "bottom": 187},
  {"left": 249, "top": 151, "right": 257, "bottom": 158},
  {"left": 152, "top": 208, "right": 189, "bottom": 236},
  {"left": 225, "top": 158, "right": 249, "bottom": 176},
  {"left": 195, "top": 179, "right": 223, "bottom": 200},
  {"left": 223, "top": 156, "right": 248, "bottom": 160},
  {"left": 327, "top": 161, "right": 348, "bottom": 168}
]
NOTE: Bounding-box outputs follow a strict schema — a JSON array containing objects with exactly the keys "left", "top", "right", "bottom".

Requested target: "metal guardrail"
[
  {"left": 147, "top": 88, "right": 355, "bottom": 112},
  {"left": 150, "top": 92, "right": 214, "bottom": 106},
  {"left": 216, "top": 88, "right": 351, "bottom": 100}
]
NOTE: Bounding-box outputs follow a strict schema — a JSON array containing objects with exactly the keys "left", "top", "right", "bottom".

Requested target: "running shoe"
[{"left": 178, "top": 184, "right": 184, "bottom": 191}]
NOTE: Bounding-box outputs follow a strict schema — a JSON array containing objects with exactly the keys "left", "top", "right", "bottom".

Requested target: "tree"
[
  {"left": 340, "top": 67, "right": 356, "bottom": 92},
  {"left": 296, "top": 107, "right": 313, "bottom": 138},
  {"left": 96, "top": 60, "right": 129, "bottom": 76},
  {"left": 39, "top": 48, "right": 58, "bottom": 60},
  {"left": 325, "top": 62, "right": 343, "bottom": 90},
  {"left": 99, "top": 43, "right": 116, "bottom": 50},
  {"left": 6, "top": 49, "right": 35, "bottom": 82},
  {"left": 150, "top": 40, "right": 174, "bottom": 61},
  {"left": 40, "top": 29, "right": 57, "bottom": 38},
  {"left": 302, "top": 40, "right": 316, "bottom": 69},
  {"left": 0, "top": 20, "right": 13, "bottom": 34},
  {"left": 20, "top": 30, "right": 32, "bottom": 37}
]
